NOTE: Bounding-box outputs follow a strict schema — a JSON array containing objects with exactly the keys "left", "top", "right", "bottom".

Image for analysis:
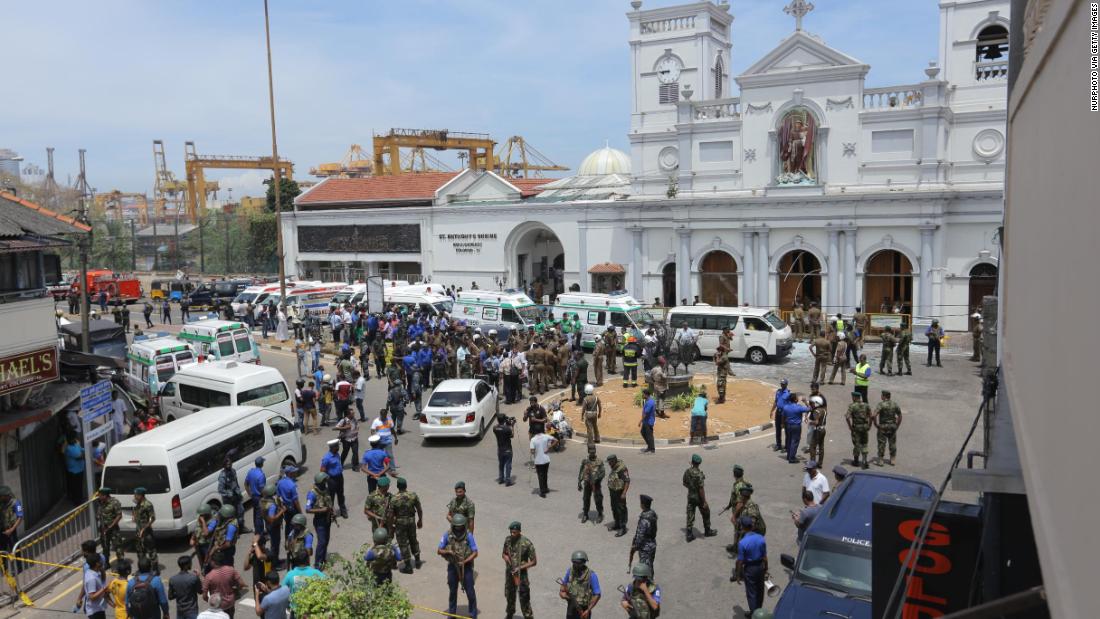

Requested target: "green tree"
[
  {"left": 201, "top": 211, "right": 251, "bottom": 275},
  {"left": 245, "top": 211, "right": 279, "bottom": 273},
  {"left": 290, "top": 549, "right": 413, "bottom": 618},
  {"left": 90, "top": 219, "right": 132, "bottom": 272},
  {"left": 264, "top": 176, "right": 301, "bottom": 212}
]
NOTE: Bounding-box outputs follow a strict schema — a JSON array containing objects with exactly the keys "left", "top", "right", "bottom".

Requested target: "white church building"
[{"left": 283, "top": 0, "right": 1008, "bottom": 332}]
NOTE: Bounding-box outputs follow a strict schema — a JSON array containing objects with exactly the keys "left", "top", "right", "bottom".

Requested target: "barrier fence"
[{"left": 2, "top": 498, "right": 97, "bottom": 606}]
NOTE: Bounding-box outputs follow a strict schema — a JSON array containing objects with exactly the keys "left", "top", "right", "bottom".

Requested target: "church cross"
[{"left": 784, "top": 0, "right": 815, "bottom": 31}]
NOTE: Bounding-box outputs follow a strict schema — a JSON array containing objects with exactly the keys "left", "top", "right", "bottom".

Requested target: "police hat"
[
  {"left": 832, "top": 465, "right": 849, "bottom": 480},
  {"left": 254, "top": 456, "right": 265, "bottom": 466},
  {"left": 327, "top": 439, "right": 340, "bottom": 448},
  {"left": 780, "top": 378, "right": 789, "bottom": 386},
  {"left": 804, "top": 460, "right": 819, "bottom": 470}
]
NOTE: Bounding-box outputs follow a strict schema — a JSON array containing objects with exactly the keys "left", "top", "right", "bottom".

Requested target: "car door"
[
  {"left": 474, "top": 381, "right": 492, "bottom": 431},
  {"left": 266, "top": 414, "right": 297, "bottom": 466},
  {"left": 741, "top": 317, "right": 773, "bottom": 357}
]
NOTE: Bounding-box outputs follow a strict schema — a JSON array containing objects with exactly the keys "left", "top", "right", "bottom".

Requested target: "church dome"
[{"left": 578, "top": 146, "right": 631, "bottom": 176}]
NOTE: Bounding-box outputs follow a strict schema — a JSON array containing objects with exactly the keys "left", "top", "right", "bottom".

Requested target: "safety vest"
[
  {"left": 567, "top": 567, "right": 595, "bottom": 610},
  {"left": 835, "top": 318, "right": 845, "bottom": 332},
  {"left": 855, "top": 362, "right": 871, "bottom": 387},
  {"left": 195, "top": 517, "right": 214, "bottom": 545},
  {"left": 630, "top": 582, "right": 660, "bottom": 619},
  {"left": 623, "top": 345, "right": 638, "bottom": 367},
  {"left": 368, "top": 543, "right": 396, "bottom": 573}
]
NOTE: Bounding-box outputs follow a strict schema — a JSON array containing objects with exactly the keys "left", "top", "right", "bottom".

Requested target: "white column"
[
  {"left": 677, "top": 227, "right": 691, "bottom": 304},
  {"left": 756, "top": 228, "right": 770, "bottom": 307},
  {"left": 578, "top": 224, "right": 589, "bottom": 292},
  {"left": 826, "top": 229, "right": 840, "bottom": 311},
  {"left": 843, "top": 229, "right": 857, "bottom": 311},
  {"left": 631, "top": 227, "right": 644, "bottom": 299},
  {"left": 741, "top": 230, "right": 755, "bottom": 306},
  {"left": 920, "top": 225, "right": 935, "bottom": 320}
]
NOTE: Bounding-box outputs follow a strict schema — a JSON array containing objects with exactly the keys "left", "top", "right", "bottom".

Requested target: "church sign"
[
  {"left": 438, "top": 233, "right": 498, "bottom": 254},
  {"left": 298, "top": 224, "right": 420, "bottom": 253},
  {"left": 0, "top": 346, "right": 59, "bottom": 396}
]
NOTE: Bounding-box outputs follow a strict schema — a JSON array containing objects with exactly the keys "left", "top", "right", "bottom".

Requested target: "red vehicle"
[{"left": 71, "top": 269, "right": 144, "bottom": 304}]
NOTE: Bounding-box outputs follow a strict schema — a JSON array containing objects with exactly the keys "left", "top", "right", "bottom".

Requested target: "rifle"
[{"left": 556, "top": 578, "right": 577, "bottom": 614}]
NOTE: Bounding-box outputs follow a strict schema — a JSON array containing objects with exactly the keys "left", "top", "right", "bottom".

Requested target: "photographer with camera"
[{"left": 493, "top": 413, "right": 517, "bottom": 486}]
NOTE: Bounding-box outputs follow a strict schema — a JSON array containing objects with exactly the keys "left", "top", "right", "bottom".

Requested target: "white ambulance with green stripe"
[
  {"left": 552, "top": 291, "right": 655, "bottom": 349},
  {"left": 125, "top": 336, "right": 197, "bottom": 406},
  {"left": 178, "top": 317, "right": 260, "bottom": 365},
  {"left": 453, "top": 289, "right": 542, "bottom": 339}
]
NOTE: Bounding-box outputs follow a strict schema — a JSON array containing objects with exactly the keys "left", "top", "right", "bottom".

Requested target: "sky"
[{"left": 0, "top": 0, "right": 940, "bottom": 199}]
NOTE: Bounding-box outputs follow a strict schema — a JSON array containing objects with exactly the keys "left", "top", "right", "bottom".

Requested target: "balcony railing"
[
  {"left": 641, "top": 15, "right": 695, "bottom": 34},
  {"left": 975, "top": 60, "right": 1008, "bottom": 81},
  {"left": 693, "top": 98, "right": 741, "bottom": 121},
  {"left": 863, "top": 85, "right": 924, "bottom": 110}
]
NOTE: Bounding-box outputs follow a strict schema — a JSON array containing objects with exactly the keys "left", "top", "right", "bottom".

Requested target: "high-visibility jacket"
[{"left": 854, "top": 362, "right": 871, "bottom": 387}]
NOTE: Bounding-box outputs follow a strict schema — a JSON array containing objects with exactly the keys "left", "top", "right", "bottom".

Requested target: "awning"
[{"left": 588, "top": 262, "right": 625, "bottom": 275}]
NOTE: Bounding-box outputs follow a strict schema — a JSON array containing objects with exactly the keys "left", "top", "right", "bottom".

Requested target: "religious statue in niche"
[{"left": 776, "top": 107, "right": 817, "bottom": 185}]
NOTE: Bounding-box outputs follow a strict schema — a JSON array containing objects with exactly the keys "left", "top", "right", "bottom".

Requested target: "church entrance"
[
  {"left": 662, "top": 263, "right": 676, "bottom": 307},
  {"left": 863, "top": 250, "right": 913, "bottom": 314},
  {"left": 968, "top": 263, "right": 997, "bottom": 329},
  {"left": 509, "top": 225, "right": 564, "bottom": 301},
  {"left": 700, "top": 251, "right": 739, "bottom": 306},
  {"left": 777, "top": 250, "right": 822, "bottom": 310}
]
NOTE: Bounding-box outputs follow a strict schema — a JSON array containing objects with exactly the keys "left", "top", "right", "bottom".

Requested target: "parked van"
[
  {"left": 666, "top": 305, "right": 793, "bottom": 364},
  {"left": 231, "top": 283, "right": 282, "bottom": 317},
  {"left": 384, "top": 287, "right": 453, "bottom": 316},
  {"left": 159, "top": 361, "right": 290, "bottom": 421},
  {"left": 453, "top": 289, "right": 541, "bottom": 336},
  {"left": 328, "top": 279, "right": 385, "bottom": 313},
  {"left": 188, "top": 279, "right": 252, "bottom": 309},
  {"left": 178, "top": 318, "right": 260, "bottom": 364},
  {"left": 101, "top": 405, "right": 305, "bottom": 538},
  {"left": 124, "top": 337, "right": 197, "bottom": 404},
  {"left": 552, "top": 291, "right": 655, "bottom": 349},
  {"left": 263, "top": 283, "right": 345, "bottom": 317}
]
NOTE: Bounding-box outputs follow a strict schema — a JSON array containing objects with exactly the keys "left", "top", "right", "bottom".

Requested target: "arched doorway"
[
  {"left": 777, "top": 250, "right": 822, "bottom": 310},
  {"left": 700, "top": 251, "right": 739, "bottom": 306},
  {"left": 863, "top": 250, "right": 913, "bottom": 314},
  {"left": 968, "top": 263, "right": 997, "bottom": 329},
  {"left": 662, "top": 263, "right": 676, "bottom": 307},
  {"left": 509, "top": 225, "right": 564, "bottom": 300}
]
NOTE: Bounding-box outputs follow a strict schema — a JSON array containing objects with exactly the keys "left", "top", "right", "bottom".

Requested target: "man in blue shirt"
[
  {"left": 276, "top": 466, "right": 302, "bottom": 533},
  {"left": 735, "top": 516, "right": 768, "bottom": 614},
  {"left": 125, "top": 557, "right": 169, "bottom": 618},
  {"left": 257, "top": 571, "right": 291, "bottom": 619},
  {"left": 560, "top": 550, "right": 601, "bottom": 619},
  {"left": 770, "top": 379, "right": 790, "bottom": 453},
  {"left": 361, "top": 436, "right": 391, "bottom": 494},
  {"left": 639, "top": 389, "right": 657, "bottom": 454},
  {"left": 438, "top": 514, "right": 478, "bottom": 617},
  {"left": 245, "top": 457, "right": 267, "bottom": 535},
  {"left": 320, "top": 440, "right": 347, "bottom": 519},
  {"left": 63, "top": 435, "right": 85, "bottom": 505},
  {"left": 782, "top": 393, "right": 811, "bottom": 464}
]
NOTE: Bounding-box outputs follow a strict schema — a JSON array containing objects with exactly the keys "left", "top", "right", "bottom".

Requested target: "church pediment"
[{"left": 740, "top": 30, "right": 865, "bottom": 77}]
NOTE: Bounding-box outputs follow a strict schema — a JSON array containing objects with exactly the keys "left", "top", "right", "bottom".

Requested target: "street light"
[{"left": 263, "top": 0, "right": 288, "bottom": 303}]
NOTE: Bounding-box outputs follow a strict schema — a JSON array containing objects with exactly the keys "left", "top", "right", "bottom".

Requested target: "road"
[{"left": 22, "top": 312, "right": 983, "bottom": 618}]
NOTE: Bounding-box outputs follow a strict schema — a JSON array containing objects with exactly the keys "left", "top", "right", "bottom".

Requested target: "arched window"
[
  {"left": 975, "top": 25, "right": 1009, "bottom": 81},
  {"left": 714, "top": 56, "right": 724, "bottom": 99}
]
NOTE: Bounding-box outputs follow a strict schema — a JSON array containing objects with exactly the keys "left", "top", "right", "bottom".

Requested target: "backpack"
[{"left": 126, "top": 577, "right": 159, "bottom": 618}]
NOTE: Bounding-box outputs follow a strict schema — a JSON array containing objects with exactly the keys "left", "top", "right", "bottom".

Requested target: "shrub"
[
  {"left": 633, "top": 385, "right": 701, "bottom": 411},
  {"left": 290, "top": 549, "right": 414, "bottom": 618}
]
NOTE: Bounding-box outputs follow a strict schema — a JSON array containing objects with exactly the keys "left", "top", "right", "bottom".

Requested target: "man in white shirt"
[
  {"left": 802, "top": 461, "right": 831, "bottom": 505},
  {"left": 676, "top": 323, "right": 698, "bottom": 369},
  {"left": 529, "top": 428, "right": 557, "bottom": 499},
  {"left": 354, "top": 372, "right": 367, "bottom": 421}
]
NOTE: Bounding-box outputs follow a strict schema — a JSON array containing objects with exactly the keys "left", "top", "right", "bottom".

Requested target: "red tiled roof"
[
  {"left": 297, "top": 172, "right": 459, "bottom": 205},
  {"left": 507, "top": 178, "right": 550, "bottom": 198},
  {"left": 588, "top": 262, "right": 625, "bottom": 274},
  {"left": 0, "top": 191, "right": 91, "bottom": 232}
]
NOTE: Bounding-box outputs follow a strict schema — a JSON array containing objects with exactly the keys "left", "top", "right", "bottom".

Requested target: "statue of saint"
[{"left": 777, "top": 109, "right": 817, "bottom": 184}]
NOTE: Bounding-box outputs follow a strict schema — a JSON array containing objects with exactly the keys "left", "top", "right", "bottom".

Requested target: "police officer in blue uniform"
[
  {"left": 306, "top": 473, "right": 334, "bottom": 568},
  {"left": 734, "top": 515, "right": 768, "bottom": 616},
  {"left": 277, "top": 466, "right": 303, "bottom": 533},
  {"left": 321, "top": 440, "right": 348, "bottom": 519},
  {"left": 245, "top": 457, "right": 267, "bottom": 534}
]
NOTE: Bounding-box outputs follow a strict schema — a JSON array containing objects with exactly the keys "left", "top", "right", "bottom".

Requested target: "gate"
[{"left": 19, "top": 416, "right": 65, "bottom": 529}]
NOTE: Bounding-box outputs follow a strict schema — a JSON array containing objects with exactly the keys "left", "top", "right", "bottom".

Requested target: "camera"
[{"left": 499, "top": 415, "right": 517, "bottom": 425}]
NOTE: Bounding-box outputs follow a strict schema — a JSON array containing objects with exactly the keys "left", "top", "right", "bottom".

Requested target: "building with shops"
[
  {"left": 282, "top": 0, "right": 1007, "bottom": 331},
  {"left": 0, "top": 191, "right": 90, "bottom": 528}
]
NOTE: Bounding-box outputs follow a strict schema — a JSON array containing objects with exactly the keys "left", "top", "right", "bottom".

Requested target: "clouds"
[{"left": 1, "top": 0, "right": 938, "bottom": 194}]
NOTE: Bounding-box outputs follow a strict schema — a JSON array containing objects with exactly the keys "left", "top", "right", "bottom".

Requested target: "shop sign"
[{"left": 0, "top": 346, "right": 59, "bottom": 396}]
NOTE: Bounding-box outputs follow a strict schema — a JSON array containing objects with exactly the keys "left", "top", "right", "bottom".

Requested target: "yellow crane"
[
  {"left": 493, "top": 136, "right": 569, "bottom": 178},
  {"left": 310, "top": 144, "right": 374, "bottom": 178},
  {"left": 373, "top": 128, "right": 495, "bottom": 176},
  {"left": 94, "top": 190, "right": 150, "bottom": 224},
  {"left": 184, "top": 141, "right": 293, "bottom": 223},
  {"left": 153, "top": 139, "right": 188, "bottom": 223}
]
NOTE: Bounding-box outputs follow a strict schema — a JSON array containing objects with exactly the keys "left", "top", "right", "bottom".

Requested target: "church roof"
[
  {"left": 738, "top": 30, "right": 868, "bottom": 84},
  {"left": 296, "top": 172, "right": 459, "bottom": 207}
]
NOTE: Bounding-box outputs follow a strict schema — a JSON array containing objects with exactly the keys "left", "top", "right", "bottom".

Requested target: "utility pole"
[
  {"left": 74, "top": 150, "right": 92, "bottom": 353},
  {"left": 131, "top": 219, "right": 137, "bottom": 271},
  {"left": 198, "top": 211, "right": 205, "bottom": 273},
  {"left": 264, "top": 0, "right": 288, "bottom": 303},
  {"left": 224, "top": 211, "right": 230, "bottom": 278},
  {"left": 152, "top": 215, "right": 159, "bottom": 272},
  {"left": 173, "top": 208, "right": 181, "bottom": 272}
]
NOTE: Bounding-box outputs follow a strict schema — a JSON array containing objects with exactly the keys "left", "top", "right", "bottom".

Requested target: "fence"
[
  {"left": 2, "top": 498, "right": 98, "bottom": 605},
  {"left": 778, "top": 310, "right": 913, "bottom": 342}
]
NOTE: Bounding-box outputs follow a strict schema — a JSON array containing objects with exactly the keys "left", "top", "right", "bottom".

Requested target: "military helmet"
[
  {"left": 292, "top": 513, "right": 307, "bottom": 527},
  {"left": 451, "top": 513, "right": 468, "bottom": 528},
  {"left": 751, "top": 610, "right": 775, "bottom": 619},
  {"left": 373, "top": 527, "right": 390, "bottom": 544},
  {"left": 314, "top": 472, "right": 329, "bottom": 485},
  {"left": 631, "top": 563, "right": 653, "bottom": 579},
  {"left": 262, "top": 483, "right": 276, "bottom": 498},
  {"left": 197, "top": 504, "right": 212, "bottom": 517},
  {"left": 571, "top": 550, "right": 588, "bottom": 563},
  {"left": 740, "top": 482, "right": 755, "bottom": 494},
  {"left": 219, "top": 504, "right": 236, "bottom": 519}
]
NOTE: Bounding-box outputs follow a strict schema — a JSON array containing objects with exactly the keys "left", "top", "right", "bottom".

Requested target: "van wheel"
[
  {"left": 748, "top": 347, "right": 767, "bottom": 364},
  {"left": 281, "top": 456, "right": 296, "bottom": 470},
  {"left": 166, "top": 415, "right": 176, "bottom": 423}
]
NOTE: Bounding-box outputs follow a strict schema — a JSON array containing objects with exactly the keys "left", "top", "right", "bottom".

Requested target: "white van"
[
  {"left": 453, "top": 289, "right": 541, "bottom": 336},
  {"left": 177, "top": 318, "right": 260, "bottom": 364},
  {"left": 125, "top": 337, "right": 197, "bottom": 405},
  {"left": 666, "top": 305, "right": 793, "bottom": 364},
  {"left": 263, "top": 283, "right": 346, "bottom": 317},
  {"left": 328, "top": 279, "right": 385, "bottom": 313},
  {"left": 552, "top": 291, "right": 656, "bottom": 349},
  {"left": 384, "top": 287, "right": 453, "bottom": 316},
  {"left": 101, "top": 405, "right": 305, "bottom": 538},
  {"left": 232, "top": 283, "right": 285, "bottom": 318},
  {"left": 159, "top": 361, "right": 291, "bottom": 422}
]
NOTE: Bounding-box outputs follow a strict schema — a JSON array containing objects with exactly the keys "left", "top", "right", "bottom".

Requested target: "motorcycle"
[{"left": 546, "top": 398, "right": 573, "bottom": 451}]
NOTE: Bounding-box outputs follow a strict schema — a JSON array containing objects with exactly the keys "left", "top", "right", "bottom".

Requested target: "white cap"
[
  {"left": 368, "top": 434, "right": 381, "bottom": 443},
  {"left": 326, "top": 439, "right": 340, "bottom": 447},
  {"left": 585, "top": 384, "right": 594, "bottom": 395}
]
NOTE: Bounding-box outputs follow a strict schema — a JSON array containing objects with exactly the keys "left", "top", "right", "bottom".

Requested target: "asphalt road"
[{"left": 22, "top": 313, "right": 983, "bottom": 618}]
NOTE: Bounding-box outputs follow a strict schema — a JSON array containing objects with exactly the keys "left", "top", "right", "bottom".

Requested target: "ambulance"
[
  {"left": 552, "top": 291, "right": 656, "bottom": 349},
  {"left": 453, "top": 289, "right": 542, "bottom": 338},
  {"left": 124, "top": 336, "right": 197, "bottom": 406},
  {"left": 383, "top": 286, "right": 453, "bottom": 316},
  {"left": 261, "top": 282, "right": 345, "bottom": 317},
  {"left": 177, "top": 317, "right": 260, "bottom": 364}
]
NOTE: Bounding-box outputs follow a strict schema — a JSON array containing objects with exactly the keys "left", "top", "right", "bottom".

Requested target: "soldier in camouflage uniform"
[
  {"left": 715, "top": 345, "right": 733, "bottom": 404},
  {"left": 591, "top": 338, "right": 606, "bottom": 387},
  {"left": 363, "top": 475, "right": 394, "bottom": 532},
  {"left": 190, "top": 504, "right": 214, "bottom": 570},
  {"left": 439, "top": 513, "right": 479, "bottom": 617},
  {"left": 722, "top": 465, "right": 750, "bottom": 551},
  {"left": 259, "top": 484, "right": 284, "bottom": 567},
  {"left": 729, "top": 484, "right": 766, "bottom": 556},
  {"left": 682, "top": 454, "right": 717, "bottom": 542},
  {"left": 629, "top": 494, "right": 658, "bottom": 570},
  {"left": 873, "top": 390, "right": 903, "bottom": 466},
  {"left": 896, "top": 327, "right": 912, "bottom": 375},
  {"left": 845, "top": 391, "right": 872, "bottom": 469},
  {"left": 577, "top": 444, "right": 605, "bottom": 523},
  {"left": 621, "top": 563, "right": 662, "bottom": 619},
  {"left": 603, "top": 328, "right": 618, "bottom": 375},
  {"left": 131, "top": 487, "right": 158, "bottom": 572},
  {"left": 364, "top": 527, "right": 401, "bottom": 585},
  {"left": 284, "top": 513, "right": 314, "bottom": 564},
  {"left": 209, "top": 504, "right": 240, "bottom": 569},
  {"left": 96, "top": 488, "right": 123, "bottom": 561},
  {"left": 502, "top": 521, "right": 537, "bottom": 619},
  {"left": 391, "top": 477, "right": 423, "bottom": 573},
  {"left": 447, "top": 481, "right": 476, "bottom": 532},
  {"left": 879, "top": 326, "right": 897, "bottom": 376},
  {"left": 606, "top": 454, "right": 631, "bottom": 537}
]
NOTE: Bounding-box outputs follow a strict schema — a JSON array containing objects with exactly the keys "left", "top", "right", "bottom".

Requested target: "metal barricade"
[{"left": 6, "top": 498, "right": 97, "bottom": 601}]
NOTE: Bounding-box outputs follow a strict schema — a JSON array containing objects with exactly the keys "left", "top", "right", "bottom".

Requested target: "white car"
[{"left": 419, "top": 379, "right": 498, "bottom": 439}]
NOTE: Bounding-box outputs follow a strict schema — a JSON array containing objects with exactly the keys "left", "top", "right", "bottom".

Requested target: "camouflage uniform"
[
  {"left": 577, "top": 455, "right": 605, "bottom": 521},
  {"left": 133, "top": 499, "right": 158, "bottom": 567},
  {"left": 603, "top": 330, "right": 617, "bottom": 374},
  {"left": 879, "top": 329, "right": 896, "bottom": 375},
  {"left": 875, "top": 400, "right": 902, "bottom": 461},
  {"left": 97, "top": 496, "right": 124, "bottom": 560},
  {"left": 896, "top": 330, "right": 912, "bottom": 374},
  {"left": 606, "top": 459, "right": 630, "bottom": 532},
  {"left": 735, "top": 499, "right": 766, "bottom": 547},
  {"left": 682, "top": 466, "right": 712, "bottom": 533},
  {"left": 447, "top": 496, "right": 475, "bottom": 527},
  {"left": 631, "top": 509, "right": 658, "bottom": 567},
  {"left": 846, "top": 401, "right": 872, "bottom": 466},
  {"left": 591, "top": 340, "right": 606, "bottom": 386},
  {"left": 366, "top": 540, "right": 399, "bottom": 584},
  {"left": 502, "top": 534, "right": 537, "bottom": 619},
  {"left": 364, "top": 489, "right": 394, "bottom": 532},
  {"left": 715, "top": 353, "right": 731, "bottom": 403},
  {"left": 390, "top": 489, "right": 422, "bottom": 570}
]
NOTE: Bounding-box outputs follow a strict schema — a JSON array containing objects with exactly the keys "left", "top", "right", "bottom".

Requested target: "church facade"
[{"left": 283, "top": 0, "right": 1008, "bottom": 331}]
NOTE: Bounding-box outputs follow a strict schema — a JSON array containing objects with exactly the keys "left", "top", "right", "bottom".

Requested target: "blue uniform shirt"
[
  {"left": 563, "top": 568, "right": 602, "bottom": 596},
  {"left": 438, "top": 531, "right": 478, "bottom": 553},
  {"left": 364, "top": 546, "right": 403, "bottom": 563},
  {"left": 288, "top": 529, "right": 314, "bottom": 551},
  {"left": 624, "top": 582, "right": 661, "bottom": 605},
  {"left": 245, "top": 466, "right": 267, "bottom": 498},
  {"left": 774, "top": 388, "right": 790, "bottom": 408},
  {"left": 737, "top": 531, "right": 768, "bottom": 563},
  {"left": 266, "top": 502, "right": 280, "bottom": 521},
  {"left": 321, "top": 451, "right": 344, "bottom": 477},
  {"left": 783, "top": 402, "right": 810, "bottom": 427},
  {"left": 207, "top": 520, "right": 238, "bottom": 543},
  {"left": 276, "top": 477, "right": 299, "bottom": 507},
  {"left": 305, "top": 490, "right": 326, "bottom": 513},
  {"left": 416, "top": 348, "right": 432, "bottom": 369},
  {"left": 362, "top": 448, "right": 389, "bottom": 475},
  {"left": 642, "top": 398, "right": 656, "bottom": 426}
]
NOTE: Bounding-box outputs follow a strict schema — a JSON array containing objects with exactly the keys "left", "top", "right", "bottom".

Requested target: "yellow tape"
[
  {"left": 0, "top": 560, "right": 35, "bottom": 607},
  {"left": 412, "top": 605, "right": 474, "bottom": 618},
  {"left": 15, "top": 501, "right": 93, "bottom": 554}
]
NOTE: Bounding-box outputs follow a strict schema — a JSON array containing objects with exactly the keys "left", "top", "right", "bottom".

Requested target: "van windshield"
[
  {"left": 102, "top": 465, "right": 171, "bottom": 495},
  {"left": 330, "top": 292, "right": 353, "bottom": 305},
  {"left": 234, "top": 292, "right": 257, "bottom": 304},
  {"left": 765, "top": 312, "right": 787, "bottom": 330},
  {"left": 796, "top": 536, "right": 873, "bottom": 597},
  {"left": 433, "top": 300, "right": 454, "bottom": 314},
  {"left": 516, "top": 305, "right": 542, "bottom": 324},
  {"left": 626, "top": 308, "right": 655, "bottom": 326}
]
